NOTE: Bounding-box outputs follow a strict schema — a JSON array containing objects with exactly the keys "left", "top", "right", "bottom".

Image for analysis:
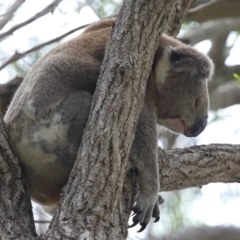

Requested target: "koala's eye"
[{"left": 195, "top": 98, "right": 200, "bottom": 108}]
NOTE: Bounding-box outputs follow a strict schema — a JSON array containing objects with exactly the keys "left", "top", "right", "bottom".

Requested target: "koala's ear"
[{"left": 167, "top": 46, "right": 214, "bottom": 79}]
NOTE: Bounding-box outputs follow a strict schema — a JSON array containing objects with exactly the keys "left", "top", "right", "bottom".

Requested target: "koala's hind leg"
[
  {"left": 129, "top": 102, "right": 160, "bottom": 232},
  {"left": 20, "top": 90, "right": 93, "bottom": 214}
]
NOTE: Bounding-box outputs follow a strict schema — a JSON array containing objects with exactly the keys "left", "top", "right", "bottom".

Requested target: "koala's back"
[{"left": 4, "top": 19, "right": 114, "bottom": 211}]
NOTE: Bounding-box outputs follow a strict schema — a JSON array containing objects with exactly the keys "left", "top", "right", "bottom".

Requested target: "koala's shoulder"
[
  {"left": 83, "top": 18, "right": 115, "bottom": 34},
  {"left": 42, "top": 18, "right": 115, "bottom": 64}
]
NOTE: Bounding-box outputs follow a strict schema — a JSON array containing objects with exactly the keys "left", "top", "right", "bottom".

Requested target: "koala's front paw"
[{"left": 128, "top": 194, "right": 161, "bottom": 232}]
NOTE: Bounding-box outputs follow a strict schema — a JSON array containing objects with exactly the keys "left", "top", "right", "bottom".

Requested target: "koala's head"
[{"left": 154, "top": 43, "right": 214, "bottom": 137}]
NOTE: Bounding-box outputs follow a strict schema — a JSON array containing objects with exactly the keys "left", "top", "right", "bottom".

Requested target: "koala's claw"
[
  {"left": 128, "top": 220, "right": 139, "bottom": 229},
  {"left": 137, "top": 223, "right": 147, "bottom": 232},
  {"left": 158, "top": 195, "right": 164, "bottom": 205},
  {"left": 154, "top": 216, "right": 160, "bottom": 222},
  {"left": 130, "top": 193, "right": 163, "bottom": 232},
  {"left": 129, "top": 198, "right": 160, "bottom": 232},
  {"left": 128, "top": 220, "right": 147, "bottom": 232}
]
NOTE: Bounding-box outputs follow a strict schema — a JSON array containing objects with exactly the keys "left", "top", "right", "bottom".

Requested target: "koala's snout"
[{"left": 184, "top": 117, "right": 208, "bottom": 137}]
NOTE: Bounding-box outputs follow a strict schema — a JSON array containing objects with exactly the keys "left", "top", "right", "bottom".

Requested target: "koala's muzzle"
[{"left": 184, "top": 117, "right": 208, "bottom": 137}]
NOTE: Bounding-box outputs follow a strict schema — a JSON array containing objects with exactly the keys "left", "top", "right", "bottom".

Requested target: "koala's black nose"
[{"left": 185, "top": 118, "right": 208, "bottom": 137}]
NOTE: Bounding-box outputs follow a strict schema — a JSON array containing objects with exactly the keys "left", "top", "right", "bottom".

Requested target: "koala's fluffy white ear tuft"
[{"left": 154, "top": 49, "right": 171, "bottom": 90}]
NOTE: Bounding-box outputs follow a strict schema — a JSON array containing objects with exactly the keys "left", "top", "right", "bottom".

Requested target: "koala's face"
[{"left": 154, "top": 46, "right": 213, "bottom": 137}]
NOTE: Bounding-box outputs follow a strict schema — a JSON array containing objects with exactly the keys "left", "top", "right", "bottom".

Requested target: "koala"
[{"left": 4, "top": 18, "right": 213, "bottom": 232}]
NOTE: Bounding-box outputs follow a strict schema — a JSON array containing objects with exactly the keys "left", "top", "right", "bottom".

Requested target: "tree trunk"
[
  {"left": 44, "top": 0, "right": 193, "bottom": 239},
  {"left": 0, "top": 114, "right": 37, "bottom": 239}
]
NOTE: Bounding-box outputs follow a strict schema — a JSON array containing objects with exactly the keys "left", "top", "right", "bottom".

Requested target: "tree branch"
[
  {"left": 210, "top": 80, "right": 240, "bottom": 110},
  {"left": 0, "top": 114, "right": 37, "bottom": 239},
  {"left": 208, "top": 33, "right": 228, "bottom": 70},
  {"left": 159, "top": 144, "right": 240, "bottom": 192},
  {"left": 209, "top": 65, "right": 240, "bottom": 92},
  {"left": 228, "top": 65, "right": 240, "bottom": 74},
  {"left": 182, "top": 18, "right": 240, "bottom": 45},
  {"left": 85, "top": 0, "right": 101, "bottom": 19},
  {"left": 0, "top": 0, "right": 25, "bottom": 30},
  {"left": 0, "top": 0, "right": 62, "bottom": 41},
  {"left": 0, "top": 22, "right": 90, "bottom": 71},
  {"left": 0, "top": 15, "right": 119, "bottom": 71},
  {"left": 186, "top": 0, "right": 240, "bottom": 22}
]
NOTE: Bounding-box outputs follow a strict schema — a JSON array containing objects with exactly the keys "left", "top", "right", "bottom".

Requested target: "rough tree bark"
[
  {"left": 159, "top": 144, "right": 240, "bottom": 191},
  {"left": 0, "top": 114, "right": 37, "bottom": 239},
  {"left": 2, "top": 0, "right": 239, "bottom": 240}
]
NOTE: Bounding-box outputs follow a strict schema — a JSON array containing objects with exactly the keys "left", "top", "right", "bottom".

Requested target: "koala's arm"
[{"left": 129, "top": 83, "right": 160, "bottom": 232}]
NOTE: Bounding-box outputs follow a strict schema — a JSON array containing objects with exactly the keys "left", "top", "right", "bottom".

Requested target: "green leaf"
[
  {"left": 233, "top": 73, "right": 240, "bottom": 80},
  {"left": 233, "top": 73, "right": 240, "bottom": 89}
]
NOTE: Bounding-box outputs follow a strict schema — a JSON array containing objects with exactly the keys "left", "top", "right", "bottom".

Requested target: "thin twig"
[
  {"left": 0, "top": 0, "right": 62, "bottom": 41},
  {"left": 0, "top": 0, "right": 25, "bottom": 30},
  {"left": 0, "top": 22, "right": 90, "bottom": 71},
  {"left": 34, "top": 220, "right": 51, "bottom": 224},
  {"left": 0, "top": 15, "right": 117, "bottom": 71},
  {"left": 85, "top": 0, "right": 101, "bottom": 19}
]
